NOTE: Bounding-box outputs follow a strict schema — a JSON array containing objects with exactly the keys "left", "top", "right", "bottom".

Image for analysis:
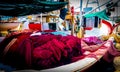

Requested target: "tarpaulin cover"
[
  {"left": 84, "top": 10, "right": 110, "bottom": 21},
  {"left": 0, "top": 0, "right": 68, "bottom": 16}
]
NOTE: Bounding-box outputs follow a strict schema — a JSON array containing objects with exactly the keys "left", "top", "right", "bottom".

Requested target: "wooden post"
[{"left": 65, "top": 0, "right": 75, "bottom": 35}]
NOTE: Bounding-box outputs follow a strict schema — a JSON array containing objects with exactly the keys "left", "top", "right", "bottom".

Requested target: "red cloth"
[
  {"left": 29, "top": 23, "right": 42, "bottom": 31},
  {"left": 84, "top": 27, "right": 93, "bottom": 30},
  {"left": 0, "top": 32, "right": 32, "bottom": 69},
  {"left": 0, "top": 33, "right": 83, "bottom": 69},
  {"left": 2, "top": 33, "right": 118, "bottom": 70},
  {"left": 103, "top": 41, "right": 120, "bottom": 62},
  {"left": 33, "top": 39, "right": 67, "bottom": 68},
  {"left": 81, "top": 40, "right": 102, "bottom": 52},
  {"left": 32, "top": 35, "right": 82, "bottom": 69},
  {"left": 43, "top": 30, "right": 56, "bottom": 32}
]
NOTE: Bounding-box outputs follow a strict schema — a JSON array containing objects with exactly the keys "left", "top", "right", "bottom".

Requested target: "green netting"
[
  {"left": 0, "top": 0, "right": 68, "bottom": 16},
  {"left": 84, "top": 10, "right": 110, "bottom": 21}
]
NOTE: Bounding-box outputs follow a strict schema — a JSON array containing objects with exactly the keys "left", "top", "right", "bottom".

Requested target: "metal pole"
[
  {"left": 83, "top": 0, "right": 112, "bottom": 16},
  {"left": 86, "top": 0, "right": 89, "bottom": 8},
  {"left": 79, "top": 0, "right": 82, "bottom": 26},
  {"left": 40, "top": 13, "right": 42, "bottom": 23},
  {"left": 96, "top": 0, "right": 100, "bottom": 11},
  {"left": 40, "top": 13, "right": 43, "bottom": 31}
]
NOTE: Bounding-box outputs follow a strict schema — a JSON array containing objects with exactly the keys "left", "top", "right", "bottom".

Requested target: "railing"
[{"left": 83, "top": 0, "right": 120, "bottom": 16}]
